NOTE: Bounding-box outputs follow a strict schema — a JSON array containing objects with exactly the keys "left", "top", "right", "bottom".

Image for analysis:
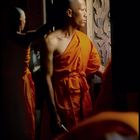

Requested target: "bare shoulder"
[
  {"left": 44, "top": 32, "right": 57, "bottom": 47},
  {"left": 44, "top": 30, "right": 61, "bottom": 51}
]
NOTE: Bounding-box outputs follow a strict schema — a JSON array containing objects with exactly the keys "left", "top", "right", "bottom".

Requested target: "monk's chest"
[{"left": 56, "top": 37, "right": 72, "bottom": 55}]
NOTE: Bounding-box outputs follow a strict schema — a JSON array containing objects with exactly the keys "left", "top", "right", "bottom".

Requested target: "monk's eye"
[{"left": 81, "top": 8, "right": 86, "bottom": 12}]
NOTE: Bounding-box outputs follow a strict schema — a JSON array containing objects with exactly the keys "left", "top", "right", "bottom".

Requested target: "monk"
[
  {"left": 1, "top": 7, "right": 48, "bottom": 140},
  {"left": 40, "top": 0, "right": 104, "bottom": 138}
]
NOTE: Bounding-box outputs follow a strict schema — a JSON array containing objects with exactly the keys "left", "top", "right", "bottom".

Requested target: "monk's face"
[{"left": 70, "top": 0, "right": 87, "bottom": 28}]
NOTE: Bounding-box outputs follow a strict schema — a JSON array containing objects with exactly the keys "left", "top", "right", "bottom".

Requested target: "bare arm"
[
  {"left": 44, "top": 36, "right": 61, "bottom": 125},
  {"left": 16, "top": 23, "right": 50, "bottom": 45},
  {"left": 26, "top": 23, "right": 51, "bottom": 40},
  {"left": 45, "top": 39, "right": 56, "bottom": 110},
  {"left": 44, "top": 36, "right": 69, "bottom": 132}
]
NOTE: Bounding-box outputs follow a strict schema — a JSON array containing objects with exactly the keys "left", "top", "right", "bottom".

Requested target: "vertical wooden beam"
[
  {"left": 92, "top": 0, "right": 111, "bottom": 66},
  {"left": 86, "top": 0, "right": 94, "bottom": 41},
  {"left": 42, "top": 0, "right": 47, "bottom": 24}
]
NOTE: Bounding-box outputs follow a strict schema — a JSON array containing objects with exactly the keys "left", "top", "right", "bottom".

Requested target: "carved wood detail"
[{"left": 93, "top": 0, "right": 111, "bottom": 66}]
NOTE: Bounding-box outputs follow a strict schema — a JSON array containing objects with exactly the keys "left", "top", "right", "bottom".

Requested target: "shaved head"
[
  {"left": 8, "top": 7, "right": 26, "bottom": 32},
  {"left": 52, "top": 0, "right": 86, "bottom": 28},
  {"left": 15, "top": 7, "right": 25, "bottom": 20},
  {"left": 9, "top": 7, "right": 25, "bottom": 22},
  {"left": 69, "top": 0, "right": 86, "bottom": 10}
]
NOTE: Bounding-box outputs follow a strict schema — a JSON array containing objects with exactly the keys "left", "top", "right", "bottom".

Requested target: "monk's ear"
[{"left": 66, "top": 8, "right": 73, "bottom": 18}]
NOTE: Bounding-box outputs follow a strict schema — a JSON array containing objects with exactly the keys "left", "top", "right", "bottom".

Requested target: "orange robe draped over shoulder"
[
  {"left": 53, "top": 30, "right": 101, "bottom": 130},
  {"left": 1, "top": 39, "right": 35, "bottom": 140}
]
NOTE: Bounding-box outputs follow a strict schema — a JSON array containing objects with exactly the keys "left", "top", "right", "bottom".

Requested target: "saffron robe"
[
  {"left": 53, "top": 30, "right": 101, "bottom": 130},
  {"left": 1, "top": 38, "right": 35, "bottom": 140}
]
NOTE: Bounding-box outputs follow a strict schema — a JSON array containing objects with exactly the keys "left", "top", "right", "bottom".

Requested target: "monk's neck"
[{"left": 62, "top": 25, "right": 77, "bottom": 38}]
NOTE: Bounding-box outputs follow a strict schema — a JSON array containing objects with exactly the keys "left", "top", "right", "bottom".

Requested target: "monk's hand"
[
  {"left": 55, "top": 112, "right": 69, "bottom": 133},
  {"left": 55, "top": 112, "right": 61, "bottom": 127},
  {"left": 58, "top": 123, "right": 69, "bottom": 133}
]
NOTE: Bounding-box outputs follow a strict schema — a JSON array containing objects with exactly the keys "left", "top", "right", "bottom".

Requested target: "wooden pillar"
[
  {"left": 92, "top": 0, "right": 111, "bottom": 66},
  {"left": 86, "top": 0, "right": 94, "bottom": 41},
  {"left": 80, "top": 0, "right": 94, "bottom": 41},
  {"left": 83, "top": 0, "right": 111, "bottom": 66},
  {"left": 42, "top": 0, "right": 47, "bottom": 23}
]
